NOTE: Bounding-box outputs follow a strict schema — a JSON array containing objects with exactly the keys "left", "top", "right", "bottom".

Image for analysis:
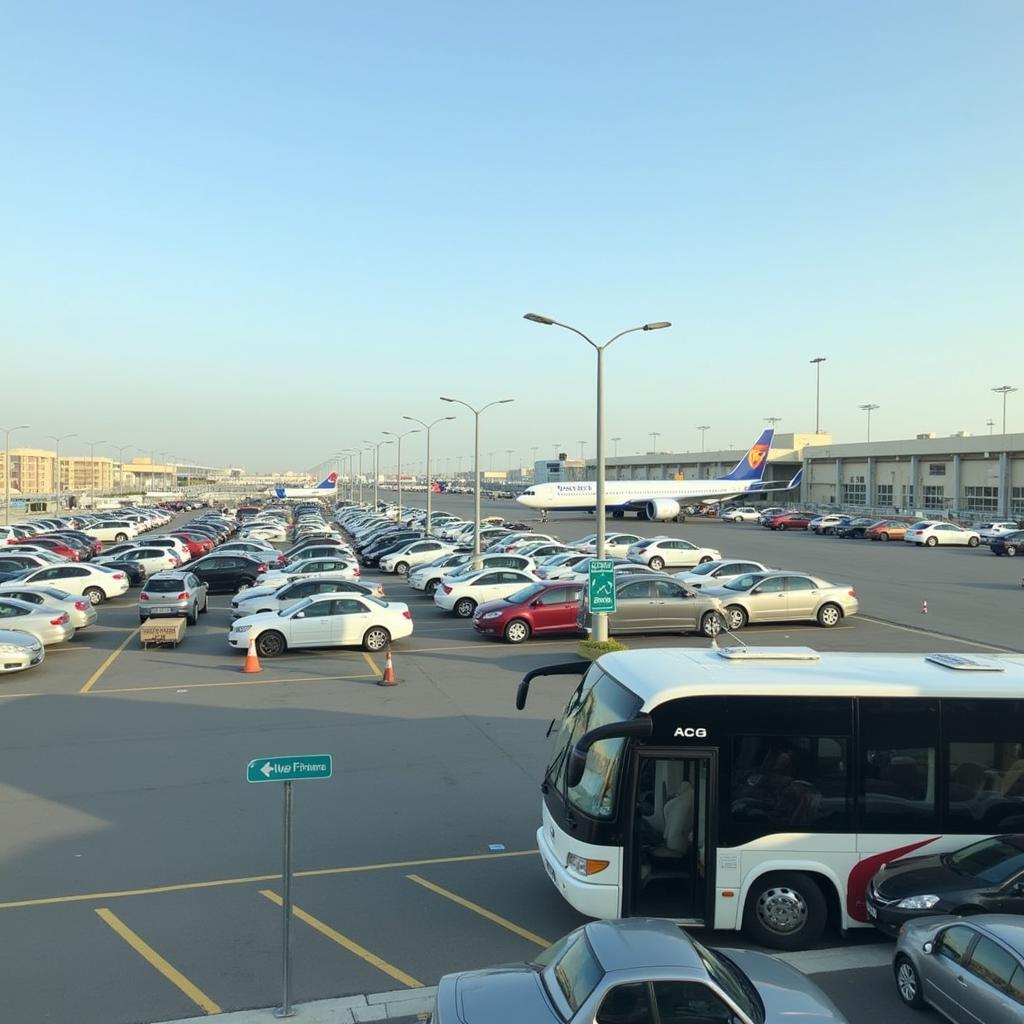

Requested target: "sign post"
[
  {"left": 247, "top": 754, "right": 333, "bottom": 1019},
  {"left": 588, "top": 559, "right": 617, "bottom": 615}
]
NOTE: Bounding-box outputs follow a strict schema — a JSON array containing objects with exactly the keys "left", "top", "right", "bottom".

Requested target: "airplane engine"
[{"left": 645, "top": 499, "right": 682, "bottom": 521}]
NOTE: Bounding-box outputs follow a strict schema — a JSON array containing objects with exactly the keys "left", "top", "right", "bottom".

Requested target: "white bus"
[{"left": 516, "top": 646, "right": 1024, "bottom": 950}]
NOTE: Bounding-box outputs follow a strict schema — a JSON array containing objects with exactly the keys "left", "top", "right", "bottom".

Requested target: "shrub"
[{"left": 577, "top": 637, "right": 629, "bottom": 661}]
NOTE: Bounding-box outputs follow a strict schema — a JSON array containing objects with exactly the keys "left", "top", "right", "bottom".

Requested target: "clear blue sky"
[{"left": 2, "top": 2, "right": 1021, "bottom": 473}]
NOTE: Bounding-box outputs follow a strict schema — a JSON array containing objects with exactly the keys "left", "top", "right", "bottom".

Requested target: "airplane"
[
  {"left": 266, "top": 472, "right": 338, "bottom": 499},
  {"left": 515, "top": 428, "right": 803, "bottom": 521}
]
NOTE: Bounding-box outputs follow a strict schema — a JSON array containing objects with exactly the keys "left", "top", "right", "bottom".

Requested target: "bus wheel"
[{"left": 743, "top": 872, "right": 826, "bottom": 950}]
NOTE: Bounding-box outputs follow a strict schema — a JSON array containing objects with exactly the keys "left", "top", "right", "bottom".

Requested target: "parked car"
[
  {"left": 0, "top": 596, "right": 74, "bottom": 645},
  {"left": 0, "top": 585, "right": 97, "bottom": 629},
  {"left": 95, "top": 545, "right": 180, "bottom": 577},
  {"left": 83, "top": 519, "right": 142, "bottom": 543},
  {"left": 809, "top": 514, "right": 852, "bottom": 535},
  {"left": 578, "top": 574, "right": 725, "bottom": 638},
  {"left": 434, "top": 567, "right": 539, "bottom": 618},
  {"left": 834, "top": 517, "right": 876, "bottom": 538},
  {"left": 674, "top": 558, "right": 773, "bottom": 589},
  {"left": 231, "top": 577, "right": 384, "bottom": 619},
  {"left": 978, "top": 521, "right": 1022, "bottom": 543},
  {"left": 867, "top": 835, "right": 1024, "bottom": 937},
  {"left": 138, "top": 572, "right": 209, "bottom": 624},
  {"left": 892, "top": 914, "right": 1024, "bottom": 1019},
  {"left": 184, "top": 553, "right": 268, "bottom": 594},
  {"left": 15, "top": 563, "right": 130, "bottom": 604},
  {"left": 720, "top": 506, "right": 761, "bottom": 523},
  {"left": 534, "top": 552, "right": 592, "bottom": 580},
  {"left": 765, "top": 511, "right": 815, "bottom": 531},
  {"left": 431, "top": 917, "right": 849, "bottom": 1024},
  {"left": 0, "top": 629, "right": 45, "bottom": 673},
  {"left": 256, "top": 556, "right": 360, "bottom": 588},
  {"left": 904, "top": 521, "right": 982, "bottom": 547},
  {"left": 701, "top": 571, "right": 858, "bottom": 630},
  {"left": 12, "top": 536, "right": 83, "bottom": 560},
  {"left": 379, "top": 539, "right": 456, "bottom": 575},
  {"left": 865, "top": 519, "right": 912, "bottom": 542},
  {"left": 574, "top": 533, "right": 644, "bottom": 557},
  {"left": 991, "top": 530, "right": 1024, "bottom": 557},
  {"left": 406, "top": 553, "right": 476, "bottom": 594},
  {"left": 757, "top": 506, "right": 786, "bottom": 525},
  {"left": 228, "top": 593, "right": 413, "bottom": 656},
  {"left": 626, "top": 537, "right": 721, "bottom": 571},
  {"left": 473, "top": 581, "right": 585, "bottom": 643},
  {"left": 92, "top": 558, "right": 147, "bottom": 587}
]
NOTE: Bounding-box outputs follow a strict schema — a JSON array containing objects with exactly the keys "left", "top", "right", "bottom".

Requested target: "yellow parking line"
[
  {"left": 361, "top": 651, "right": 381, "bottom": 674},
  {"left": 259, "top": 890, "right": 422, "bottom": 988},
  {"left": 406, "top": 874, "right": 550, "bottom": 947},
  {"left": 79, "top": 627, "right": 141, "bottom": 693},
  {"left": 94, "top": 908, "right": 222, "bottom": 1014},
  {"left": 0, "top": 849, "right": 537, "bottom": 910},
  {"left": 90, "top": 672, "right": 377, "bottom": 695}
]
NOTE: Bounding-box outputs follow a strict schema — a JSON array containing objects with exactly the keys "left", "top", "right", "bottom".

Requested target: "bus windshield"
[{"left": 546, "top": 666, "right": 641, "bottom": 819}]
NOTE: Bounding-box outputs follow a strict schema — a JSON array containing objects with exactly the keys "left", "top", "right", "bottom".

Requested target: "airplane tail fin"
[
  {"left": 316, "top": 472, "right": 338, "bottom": 490},
  {"left": 721, "top": 429, "right": 774, "bottom": 482},
  {"left": 787, "top": 467, "right": 803, "bottom": 490}
]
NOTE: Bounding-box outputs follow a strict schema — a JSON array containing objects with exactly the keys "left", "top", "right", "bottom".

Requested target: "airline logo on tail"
[
  {"left": 317, "top": 473, "right": 338, "bottom": 489},
  {"left": 746, "top": 442, "right": 769, "bottom": 472},
  {"left": 722, "top": 428, "right": 774, "bottom": 482}
]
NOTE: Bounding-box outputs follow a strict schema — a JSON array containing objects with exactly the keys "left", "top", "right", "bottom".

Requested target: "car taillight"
[
  {"left": 139, "top": 593, "right": 150, "bottom": 600},
  {"left": 638, "top": 548, "right": 647, "bottom": 554},
  {"left": 443, "top": 585, "right": 453, "bottom": 594},
  {"left": 177, "top": 592, "right": 188, "bottom": 600},
  {"left": 848, "top": 588, "right": 857, "bottom": 597},
  {"left": 112, "top": 573, "right": 124, "bottom": 580},
  {"left": 257, "top": 563, "right": 268, "bottom": 572},
  {"left": 51, "top": 613, "right": 69, "bottom": 625},
  {"left": 402, "top": 610, "right": 412, "bottom": 619},
  {"left": 75, "top": 600, "right": 89, "bottom": 611}
]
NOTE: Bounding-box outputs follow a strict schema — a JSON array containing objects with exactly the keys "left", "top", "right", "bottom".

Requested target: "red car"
[
  {"left": 765, "top": 512, "right": 815, "bottom": 531},
  {"left": 472, "top": 581, "right": 585, "bottom": 644},
  {"left": 13, "top": 536, "right": 82, "bottom": 560},
  {"left": 171, "top": 531, "right": 215, "bottom": 558}
]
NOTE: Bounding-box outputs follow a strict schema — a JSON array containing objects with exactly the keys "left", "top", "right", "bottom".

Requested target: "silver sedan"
[
  {"left": 701, "top": 571, "right": 859, "bottom": 630},
  {"left": 433, "top": 918, "right": 847, "bottom": 1024},
  {"left": 0, "top": 629, "right": 45, "bottom": 673},
  {"left": 0, "top": 596, "right": 75, "bottom": 645},
  {"left": 0, "top": 585, "right": 98, "bottom": 629}
]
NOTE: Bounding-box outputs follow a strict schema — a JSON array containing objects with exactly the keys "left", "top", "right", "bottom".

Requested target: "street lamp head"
[
  {"left": 440, "top": 396, "right": 455, "bottom": 403},
  {"left": 442, "top": 415, "right": 456, "bottom": 421},
  {"left": 643, "top": 321, "right": 672, "bottom": 331},
  {"left": 810, "top": 356, "right": 826, "bottom": 365},
  {"left": 498, "top": 398, "right": 514, "bottom": 404},
  {"left": 523, "top": 313, "right": 555, "bottom": 325}
]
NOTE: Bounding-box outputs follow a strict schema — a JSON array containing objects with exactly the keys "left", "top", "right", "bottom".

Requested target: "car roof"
[
  {"left": 968, "top": 915, "right": 1024, "bottom": 951},
  {"left": 585, "top": 918, "right": 702, "bottom": 971}
]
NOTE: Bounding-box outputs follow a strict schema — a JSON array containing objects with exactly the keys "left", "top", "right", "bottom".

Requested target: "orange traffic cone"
[
  {"left": 242, "top": 636, "right": 262, "bottom": 673},
  {"left": 379, "top": 645, "right": 397, "bottom": 686}
]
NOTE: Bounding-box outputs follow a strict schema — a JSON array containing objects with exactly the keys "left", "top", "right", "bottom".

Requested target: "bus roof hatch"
[
  {"left": 925, "top": 654, "right": 1005, "bottom": 672},
  {"left": 716, "top": 646, "right": 820, "bottom": 661}
]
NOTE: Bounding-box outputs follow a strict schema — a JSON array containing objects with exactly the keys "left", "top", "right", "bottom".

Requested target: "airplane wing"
[{"left": 746, "top": 467, "right": 803, "bottom": 493}]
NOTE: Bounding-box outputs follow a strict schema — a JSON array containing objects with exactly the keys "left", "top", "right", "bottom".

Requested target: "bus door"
[{"left": 625, "top": 750, "right": 715, "bottom": 924}]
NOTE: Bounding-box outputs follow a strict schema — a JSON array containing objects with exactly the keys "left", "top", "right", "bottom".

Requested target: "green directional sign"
[
  {"left": 588, "top": 559, "right": 617, "bottom": 614},
  {"left": 246, "top": 754, "right": 333, "bottom": 784}
]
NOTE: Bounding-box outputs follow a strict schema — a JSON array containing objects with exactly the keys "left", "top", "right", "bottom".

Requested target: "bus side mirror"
[{"left": 516, "top": 660, "right": 589, "bottom": 711}]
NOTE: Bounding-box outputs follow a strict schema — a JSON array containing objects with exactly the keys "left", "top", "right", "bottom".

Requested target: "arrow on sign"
[{"left": 260, "top": 761, "right": 273, "bottom": 778}]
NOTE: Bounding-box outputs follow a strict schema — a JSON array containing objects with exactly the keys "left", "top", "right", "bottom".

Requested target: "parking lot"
[{"left": 1, "top": 498, "right": 1020, "bottom": 1023}]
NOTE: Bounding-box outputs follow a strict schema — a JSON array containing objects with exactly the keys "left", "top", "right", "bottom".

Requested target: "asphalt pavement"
[{"left": 0, "top": 499, "right": 1015, "bottom": 1024}]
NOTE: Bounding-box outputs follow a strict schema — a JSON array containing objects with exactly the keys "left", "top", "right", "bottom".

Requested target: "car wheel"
[
  {"left": 256, "top": 631, "right": 286, "bottom": 658},
  {"left": 200, "top": 597, "right": 208, "bottom": 614},
  {"left": 236, "top": 580, "right": 251, "bottom": 591},
  {"left": 648, "top": 556, "right": 665, "bottom": 571},
  {"left": 742, "top": 872, "right": 827, "bottom": 950},
  {"left": 777, "top": 524, "right": 786, "bottom": 532},
  {"left": 967, "top": 536, "right": 979, "bottom": 548},
  {"left": 925, "top": 536, "right": 938, "bottom": 547},
  {"left": 426, "top": 579, "right": 441, "bottom": 594},
  {"left": 84, "top": 586, "right": 105, "bottom": 605},
  {"left": 138, "top": 615, "right": 147, "bottom": 623},
  {"left": 504, "top": 619, "right": 531, "bottom": 644},
  {"left": 878, "top": 531, "right": 889, "bottom": 541},
  {"left": 1006, "top": 544, "right": 1018, "bottom": 557},
  {"left": 187, "top": 606, "right": 198, "bottom": 626},
  {"left": 817, "top": 603, "right": 842, "bottom": 627},
  {"left": 363, "top": 626, "right": 390, "bottom": 652},
  {"left": 115, "top": 533, "right": 127, "bottom": 542},
  {"left": 726, "top": 605, "right": 747, "bottom": 630},
  {"left": 894, "top": 956, "right": 925, "bottom": 1008},
  {"left": 698, "top": 555, "right": 713, "bottom": 564},
  {"left": 395, "top": 561, "right": 409, "bottom": 576},
  {"left": 700, "top": 611, "right": 722, "bottom": 638},
  {"left": 454, "top": 598, "right": 477, "bottom": 618}
]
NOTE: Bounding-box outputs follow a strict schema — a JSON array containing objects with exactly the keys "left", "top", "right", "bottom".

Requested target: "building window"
[
  {"left": 901, "top": 484, "right": 915, "bottom": 506},
  {"left": 1012, "top": 487, "right": 1024, "bottom": 518},
  {"left": 922, "top": 485, "right": 945, "bottom": 509},
  {"left": 929, "top": 463, "right": 947, "bottom": 476},
  {"left": 841, "top": 481, "right": 867, "bottom": 505},
  {"left": 963, "top": 486, "right": 999, "bottom": 513},
  {"left": 876, "top": 483, "right": 893, "bottom": 506}
]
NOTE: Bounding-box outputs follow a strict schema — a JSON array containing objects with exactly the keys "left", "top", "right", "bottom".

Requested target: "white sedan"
[
  {"left": 626, "top": 537, "right": 722, "bottom": 571},
  {"left": 95, "top": 546, "right": 180, "bottom": 577},
  {"left": 903, "top": 521, "right": 981, "bottom": 547},
  {"left": 17, "top": 563, "right": 131, "bottom": 604},
  {"left": 230, "top": 577, "right": 385, "bottom": 619},
  {"left": 379, "top": 539, "right": 457, "bottom": 575},
  {"left": 674, "top": 559, "right": 773, "bottom": 589},
  {"left": 240, "top": 524, "right": 288, "bottom": 543},
  {"left": 256, "top": 556, "right": 360, "bottom": 587},
  {"left": 0, "top": 584, "right": 99, "bottom": 628},
  {"left": 434, "top": 567, "right": 538, "bottom": 618},
  {"left": 574, "top": 533, "right": 644, "bottom": 558},
  {"left": 720, "top": 507, "right": 760, "bottom": 523},
  {"left": 0, "top": 629, "right": 44, "bottom": 673},
  {"left": 228, "top": 593, "right": 413, "bottom": 656}
]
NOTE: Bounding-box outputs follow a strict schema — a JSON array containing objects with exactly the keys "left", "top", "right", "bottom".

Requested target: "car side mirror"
[
  {"left": 295, "top": 611, "right": 305, "bottom": 619},
  {"left": 922, "top": 941, "right": 933, "bottom": 954},
  {"left": 530, "top": 599, "right": 541, "bottom": 608}
]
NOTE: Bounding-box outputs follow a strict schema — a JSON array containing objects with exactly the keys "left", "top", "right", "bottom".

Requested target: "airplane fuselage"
[{"left": 516, "top": 478, "right": 754, "bottom": 512}]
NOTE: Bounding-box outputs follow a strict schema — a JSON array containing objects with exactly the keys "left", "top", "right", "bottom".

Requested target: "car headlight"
[
  {"left": 566, "top": 852, "right": 610, "bottom": 878},
  {"left": 0, "top": 643, "right": 27, "bottom": 654},
  {"left": 896, "top": 894, "right": 940, "bottom": 910},
  {"left": 232, "top": 624, "right": 252, "bottom": 633},
  {"left": 480, "top": 611, "right": 503, "bottom": 620}
]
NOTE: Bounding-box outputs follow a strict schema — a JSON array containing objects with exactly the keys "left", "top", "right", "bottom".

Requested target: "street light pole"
[
  {"left": 84, "top": 440, "right": 107, "bottom": 510},
  {"left": 810, "top": 357, "right": 827, "bottom": 433},
  {"left": 47, "top": 433, "right": 77, "bottom": 512},
  {"left": 764, "top": 416, "right": 782, "bottom": 429},
  {"left": 440, "top": 396, "right": 514, "bottom": 566},
  {"left": 649, "top": 431, "right": 660, "bottom": 452},
  {"left": 524, "top": 314, "right": 671, "bottom": 643},
  {"left": 611, "top": 437, "right": 622, "bottom": 457},
  {"left": 366, "top": 439, "right": 393, "bottom": 511},
  {"left": 111, "top": 444, "right": 133, "bottom": 499},
  {"left": 402, "top": 414, "right": 455, "bottom": 535},
  {"left": 696, "top": 425, "right": 710, "bottom": 453},
  {"left": 859, "top": 403, "right": 879, "bottom": 442},
  {"left": 578, "top": 440, "right": 588, "bottom": 461},
  {"left": 383, "top": 429, "right": 419, "bottom": 520},
  {"left": 2, "top": 424, "right": 30, "bottom": 525},
  {"left": 992, "top": 385, "right": 1018, "bottom": 434}
]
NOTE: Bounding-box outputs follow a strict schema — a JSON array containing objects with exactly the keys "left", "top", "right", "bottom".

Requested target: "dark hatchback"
[
  {"left": 95, "top": 558, "right": 147, "bottom": 587},
  {"left": 835, "top": 517, "right": 876, "bottom": 539},
  {"left": 867, "top": 835, "right": 1024, "bottom": 937},
  {"left": 991, "top": 530, "right": 1024, "bottom": 557},
  {"left": 185, "top": 553, "right": 268, "bottom": 593}
]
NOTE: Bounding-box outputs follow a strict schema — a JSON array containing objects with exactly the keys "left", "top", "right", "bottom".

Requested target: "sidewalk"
[{"left": 156, "top": 987, "right": 436, "bottom": 1024}]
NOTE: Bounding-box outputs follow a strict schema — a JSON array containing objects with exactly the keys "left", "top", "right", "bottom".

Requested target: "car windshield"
[
  {"left": 691, "top": 940, "right": 765, "bottom": 1024},
  {"left": 534, "top": 928, "right": 603, "bottom": 1016},
  {"left": 507, "top": 583, "right": 546, "bottom": 604},
  {"left": 280, "top": 597, "right": 314, "bottom": 616},
  {"left": 145, "top": 579, "right": 186, "bottom": 594},
  {"left": 724, "top": 573, "right": 766, "bottom": 592},
  {"left": 947, "top": 837, "right": 1024, "bottom": 884},
  {"left": 690, "top": 560, "right": 721, "bottom": 576}
]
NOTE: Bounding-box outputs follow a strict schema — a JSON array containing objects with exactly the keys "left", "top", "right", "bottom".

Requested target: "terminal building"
[{"left": 551, "top": 431, "right": 1024, "bottom": 521}]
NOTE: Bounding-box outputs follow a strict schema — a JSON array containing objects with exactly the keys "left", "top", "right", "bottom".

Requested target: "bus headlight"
[{"left": 567, "top": 853, "right": 610, "bottom": 878}]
